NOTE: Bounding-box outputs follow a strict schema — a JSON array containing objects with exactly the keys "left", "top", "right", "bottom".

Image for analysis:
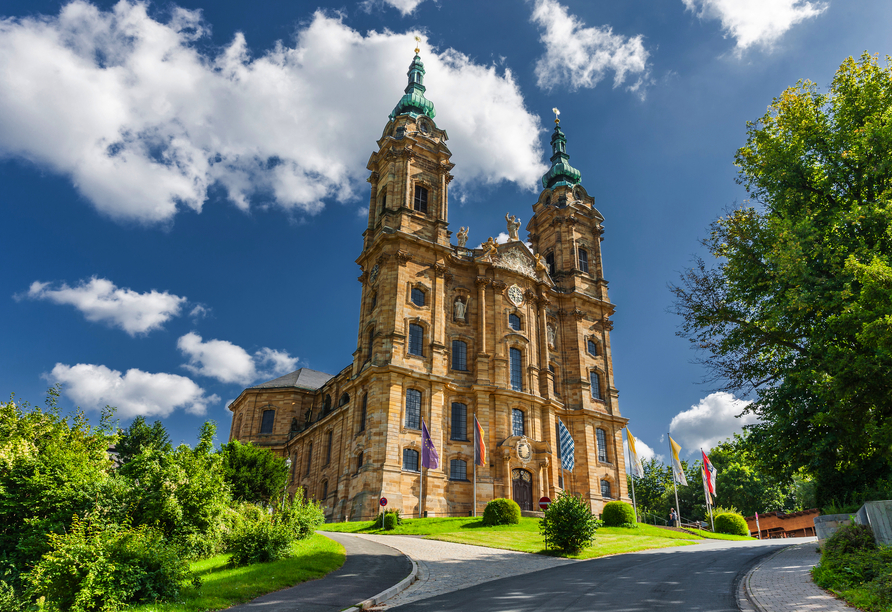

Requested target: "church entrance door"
[{"left": 512, "top": 468, "right": 533, "bottom": 511}]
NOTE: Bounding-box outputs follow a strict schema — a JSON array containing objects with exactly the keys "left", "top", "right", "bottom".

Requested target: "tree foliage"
[
  {"left": 672, "top": 53, "right": 892, "bottom": 504},
  {"left": 218, "top": 440, "right": 288, "bottom": 504},
  {"left": 115, "top": 416, "right": 171, "bottom": 466},
  {"left": 540, "top": 492, "right": 600, "bottom": 554}
]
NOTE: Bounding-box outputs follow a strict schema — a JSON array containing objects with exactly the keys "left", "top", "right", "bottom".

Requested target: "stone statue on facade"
[
  {"left": 454, "top": 296, "right": 467, "bottom": 321},
  {"left": 483, "top": 236, "right": 499, "bottom": 257},
  {"left": 505, "top": 213, "right": 521, "bottom": 241},
  {"left": 290, "top": 417, "right": 300, "bottom": 432},
  {"left": 547, "top": 324, "right": 556, "bottom": 348},
  {"left": 534, "top": 253, "right": 547, "bottom": 275},
  {"left": 457, "top": 227, "right": 469, "bottom": 247}
]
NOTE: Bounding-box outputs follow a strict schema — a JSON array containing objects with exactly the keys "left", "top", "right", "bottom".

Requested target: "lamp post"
[{"left": 281, "top": 457, "right": 293, "bottom": 510}]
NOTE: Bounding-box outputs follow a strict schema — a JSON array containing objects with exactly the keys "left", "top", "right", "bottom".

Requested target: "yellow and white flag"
[
  {"left": 626, "top": 429, "right": 645, "bottom": 478},
  {"left": 669, "top": 435, "right": 688, "bottom": 486}
]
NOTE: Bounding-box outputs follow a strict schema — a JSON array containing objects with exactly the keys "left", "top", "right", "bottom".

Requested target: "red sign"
[
  {"left": 379, "top": 497, "right": 388, "bottom": 507},
  {"left": 539, "top": 496, "right": 551, "bottom": 510}
]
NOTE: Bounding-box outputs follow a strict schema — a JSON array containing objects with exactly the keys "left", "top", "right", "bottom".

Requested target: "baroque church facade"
[{"left": 228, "top": 49, "right": 630, "bottom": 520}]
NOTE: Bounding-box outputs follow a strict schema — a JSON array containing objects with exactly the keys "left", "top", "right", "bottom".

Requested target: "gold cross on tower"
[{"left": 552, "top": 107, "right": 561, "bottom": 125}]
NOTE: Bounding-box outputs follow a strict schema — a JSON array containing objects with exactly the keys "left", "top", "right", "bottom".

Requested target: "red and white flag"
[{"left": 702, "top": 449, "right": 717, "bottom": 498}]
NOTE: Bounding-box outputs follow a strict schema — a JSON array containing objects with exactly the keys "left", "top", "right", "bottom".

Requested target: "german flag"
[{"left": 474, "top": 416, "right": 486, "bottom": 467}]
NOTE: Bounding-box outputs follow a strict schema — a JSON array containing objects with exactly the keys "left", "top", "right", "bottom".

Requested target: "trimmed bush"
[
  {"left": 540, "top": 492, "right": 601, "bottom": 554},
  {"left": 373, "top": 509, "right": 402, "bottom": 530},
  {"left": 713, "top": 512, "right": 748, "bottom": 536},
  {"left": 602, "top": 501, "right": 636, "bottom": 527},
  {"left": 383, "top": 512, "right": 397, "bottom": 530},
  {"left": 482, "top": 498, "right": 521, "bottom": 526},
  {"left": 27, "top": 517, "right": 191, "bottom": 612}
]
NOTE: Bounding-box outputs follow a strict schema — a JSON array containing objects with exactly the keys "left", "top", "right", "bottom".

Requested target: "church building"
[{"left": 228, "top": 47, "right": 630, "bottom": 520}]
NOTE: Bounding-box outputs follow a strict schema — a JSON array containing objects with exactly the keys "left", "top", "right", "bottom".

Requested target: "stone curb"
[
  {"left": 343, "top": 549, "right": 419, "bottom": 611},
  {"left": 736, "top": 544, "right": 792, "bottom": 612}
]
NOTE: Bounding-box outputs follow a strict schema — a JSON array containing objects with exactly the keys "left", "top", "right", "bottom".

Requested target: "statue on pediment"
[
  {"left": 457, "top": 227, "right": 469, "bottom": 247},
  {"left": 505, "top": 213, "right": 521, "bottom": 241}
]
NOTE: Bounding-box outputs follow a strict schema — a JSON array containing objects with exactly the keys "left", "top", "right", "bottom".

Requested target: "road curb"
[
  {"left": 737, "top": 544, "right": 792, "bottom": 612},
  {"left": 343, "top": 548, "right": 419, "bottom": 611}
]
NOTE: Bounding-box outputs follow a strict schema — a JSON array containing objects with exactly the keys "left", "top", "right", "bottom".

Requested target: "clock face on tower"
[{"left": 508, "top": 284, "right": 523, "bottom": 307}]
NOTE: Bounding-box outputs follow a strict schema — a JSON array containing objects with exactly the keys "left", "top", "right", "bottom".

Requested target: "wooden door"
[{"left": 512, "top": 468, "right": 533, "bottom": 511}]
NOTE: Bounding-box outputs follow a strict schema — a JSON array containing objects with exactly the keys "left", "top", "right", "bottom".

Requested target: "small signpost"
[
  {"left": 539, "top": 496, "right": 551, "bottom": 511},
  {"left": 379, "top": 497, "right": 387, "bottom": 508}
]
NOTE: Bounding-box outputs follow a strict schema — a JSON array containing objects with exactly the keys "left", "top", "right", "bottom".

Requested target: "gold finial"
[
  {"left": 552, "top": 107, "right": 561, "bottom": 125},
  {"left": 414, "top": 35, "right": 421, "bottom": 55}
]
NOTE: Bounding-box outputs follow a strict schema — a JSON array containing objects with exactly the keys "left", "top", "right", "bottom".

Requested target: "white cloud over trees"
[
  {"left": 49, "top": 363, "right": 218, "bottom": 417},
  {"left": 21, "top": 277, "right": 186, "bottom": 335},
  {"left": 669, "top": 391, "right": 757, "bottom": 454},
  {"left": 0, "top": 2, "right": 545, "bottom": 225},
  {"left": 177, "top": 332, "right": 298, "bottom": 385}
]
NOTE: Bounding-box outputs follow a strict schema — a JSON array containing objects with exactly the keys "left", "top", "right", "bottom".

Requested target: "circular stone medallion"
[
  {"left": 507, "top": 284, "right": 524, "bottom": 307},
  {"left": 516, "top": 437, "right": 532, "bottom": 465}
]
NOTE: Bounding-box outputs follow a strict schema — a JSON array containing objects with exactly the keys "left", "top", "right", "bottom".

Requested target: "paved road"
[{"left": 389, "top": 538, "right": 802, "bottom": 612}]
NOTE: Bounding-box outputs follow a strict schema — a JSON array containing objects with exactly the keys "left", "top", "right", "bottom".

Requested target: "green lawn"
[
  {"left": 129, "top": 533, "right": 345, "bottom": 612},
  {"left": 321, "top": 518, "right": 745, "bottom": 559}
]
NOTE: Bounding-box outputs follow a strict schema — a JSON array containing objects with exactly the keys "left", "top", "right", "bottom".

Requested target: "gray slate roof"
[{"left": 251, "top": 368, "right": 334, "bottom": 391}]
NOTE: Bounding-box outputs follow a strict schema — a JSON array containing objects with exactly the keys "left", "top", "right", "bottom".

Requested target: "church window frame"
[
  {"left": 578, "top": 247, "right": 589, "bottom": 273},
  {"left": 508, "top": 313, "right": 522, "bottom": 331},
  {"left": 451, "top": 339, "right": 468, "bottom": 371},
  {"left": 414, "top": 185, "right": 429, "bottom": 214},
  {"left": 545, "top": 252, "right": 555, "bottom": 276},
  {"left": 405, "top": 388, "right": 422, "bottom": 430},
  {"left": 549, "top": 364, "right": 560, "bottom": 397},
  {"left": 601, "top": 479, "right": 612, "bottom": 499},
  {"left": 512, "top": 408, "right": 525, "bottom": 437},
  {"left": 587, "top": 337, "right": 598, "bottom": 356},
  {"left": 260, "top": 409, "right": 275, "bottom": 434},
  {"left": 450, "top": 402, "right": 468, "bottom": 441},
  {"left": 408, "top": 323, "right": 424, "bottom": 356},
  {"left": 403, "top": 448, "right": 419, "bottom": 472},
  {"left": 357, "top": 451, "right": 364, "bottom": 472},
  {"left": 323, "top": 394, "right": 332, "bottom": 412},
  {"left": 338, "top": 393, "right": 350, "bottom": 407},
  {"left": 597, "top": 428, "right": 609, "bottom": 463},
  {"left": 509, "top": 347, "right": 523, "bottom": 391},
  {"left": 411, "top": 286, "right": 426, "bottom": 307},
  {"left": 450, "top": 459, "right": 468, "bottom": 481},
  {"left": 590, "top": 370, "right": 603, "bottom": 400},
  {"left": 321, "top": 479, "right": 328, "bottom": 500}
]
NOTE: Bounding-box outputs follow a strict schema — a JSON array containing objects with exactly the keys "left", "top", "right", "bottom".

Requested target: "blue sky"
[{"left": 2, "top": 0, "right": 890, "bottom": 461}]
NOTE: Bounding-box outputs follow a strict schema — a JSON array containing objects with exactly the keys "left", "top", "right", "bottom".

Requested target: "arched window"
[
  {"left": 339, "top": 393, "right": 350, "bottom": 407},
  {"left": 545, "top": 252, "right": 555, "bottom": 275},
  {"left": 305, "top": 442, "right": 313, "bottom": 476},
  {"left": 450, "top": 459, "right": 467, "bottom": 481},
  {"left": 451, "top": 402, "right": 467, "bottom": 440},
  {"left": 587, "top": 338, "right": 598, "bottom": 356},
  {"left": 451, "top": 340, "right": 467, "bottom": 371},
  {"left": 512, "top": 408, "right": 525, "bottom": 437},
  {"left": 601, "top": 479, "right": 612, "bottom": 499},
  {"left": 549, "top": 364, "right": 560, "bottom": 397},
  {"left": 321, "top": 480, "right": 328, "bottom": 500},
  {"left": 325, "top": 430, "right": 333, "bottom": 465},
  {"left": 367, "top": 328, "right": 374, "bottom": 363},
  {"left": 357, "top": 451, "right": 364, "bottom": 471},
  {"left": 323, "top": 395, "right": 332, "bottom": 411},
  {"left": 405, "top": 389, "right": 421, "bottom": 429},
  {"left": 359, "top": 393, "right": 367, "bottom": 432},
  {"left": 590, "top": 371, "right": 602, "bottom": 400},
  {"left": 509, "top": 348, "right": 523, "bottom": 391},
  {"left": 260, "top": 409, "right": 275, "bottom": 434},
  {"left": 596, "top": 428, "right": 609, "bottom": 463},
  {"left": 578, "top": 248, "right": 589, "bottom": 273},
  {"left": 508, "top": 313, "right": 521, "bottom": 331},
  {"left": 411, "top": 287, "right": 426, "bottom": 306},
  {"left": 403, "top": 448, "right": 419, "bottom": 472},
  {"left": 409, "top": 323, "right": 424, "bottom": 356},
  {"left": 414, "top": 185, "right": 428, "bottom": 213}
]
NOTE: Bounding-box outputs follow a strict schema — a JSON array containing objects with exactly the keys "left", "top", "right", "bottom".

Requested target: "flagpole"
[
  {"left": 670, "top": 433, "right": 680, "bottom": 526},
  {"left": 626, "top": 437, "right": 638, "bottom": 522},
  {"left": 419, "top": 463, "right": 424, "bottom": 519}
]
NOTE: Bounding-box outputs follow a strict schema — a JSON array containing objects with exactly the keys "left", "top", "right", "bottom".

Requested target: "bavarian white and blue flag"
[{"left": 558, "top": 419, "right": 575, "bottom": 471}]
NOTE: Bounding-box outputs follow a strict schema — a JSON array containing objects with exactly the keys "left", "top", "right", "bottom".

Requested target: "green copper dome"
[
  {"left": 390, "top": 54, "right": 436, "bottom": 120},
  {"left": 541, "top": 122, "right": 582, "bottom": 189}
]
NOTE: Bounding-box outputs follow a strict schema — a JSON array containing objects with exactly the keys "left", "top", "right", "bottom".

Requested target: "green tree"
[
  {"left": 115, "top": 416, "right": 171, "bottom": 466},
  {"left": 627, "top": 458, "right": 672, "bottom": 521},
  {"left": 218, "top": 440, "right": 288, "bottom": 504},
  {"left": 672, "top": 53, "right": 892, "bottom": 505}
]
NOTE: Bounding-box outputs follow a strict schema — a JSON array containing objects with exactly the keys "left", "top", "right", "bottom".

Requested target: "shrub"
[
  {"left": 226, "top": 510, "right": 293, "bottom": 567},
  {"left": 602, "top": 501, "right": 636, "bottom": 527},
  {"left": 26, "top": 516, "right": 191, "bottom": 612},
  {"left": 713, "top": 512, "right": 748, "bottom": 536},
  {"left": 277, "top": 490, "right": 326, "bottom": 540},
  {"left": 373, "top": 509, "right": 402, "bottom": 530},
  {"left": 383, "top": 512, "right": 397, "bottom": 530},
  {"left": 823, "top": 522, "right": 876, "bottom": 557},
  {"left": 482, "top": 498, "right": 521, "bottom": 526},
  {"left": 540, "top": 492, "right": 601, "bottom": 555}
]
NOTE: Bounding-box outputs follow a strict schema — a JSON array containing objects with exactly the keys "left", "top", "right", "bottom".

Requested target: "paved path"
[
  {"left": 350, "top": 534, "right": 578, "bottom": 607},
  {"left": 227, "top": 532, "right": 411, "bottom": 612},
  {"left": 743, "top": 542, "right": 857, "bottom": 612}
]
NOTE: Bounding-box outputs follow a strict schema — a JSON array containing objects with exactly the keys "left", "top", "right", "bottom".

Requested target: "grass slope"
[{"left": 129, "top": 533, "right": 345, "bottom": 612}]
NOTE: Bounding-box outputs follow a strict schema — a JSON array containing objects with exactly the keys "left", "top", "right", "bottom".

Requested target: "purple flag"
[{"left": 421, "top": 418, "right": 439, "bottom": 469}]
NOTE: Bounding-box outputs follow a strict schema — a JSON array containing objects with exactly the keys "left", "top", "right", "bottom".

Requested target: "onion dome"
[
  {"left": 390, "top": 52, "right": 436, "bottom": 120},
  {"left": 541, "top": 119, "right": 582, "bottom": 189}
]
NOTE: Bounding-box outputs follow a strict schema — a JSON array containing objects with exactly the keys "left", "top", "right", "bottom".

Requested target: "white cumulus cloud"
[
  {"left": 669, "top": 391, "right": 757, "bottom": 454},
  {"left": 21, "top": 277, "right": 186, "bottom": 335},
  {"left": 0, "top": 2, "right": 545, "bottom": 225},
  {"left": 624, "top": 437, "right": 662, "bottom": 471},
  {"left": 49, "top": 362, "right": 218, "bottom": 417},
  {"left": 682, "top": 0, "right": 827, "bottom": 52},
  {"left": 360, "top": 0, "right": 430, "bottom": 16},
  {"left": 177, "top": 332, "right": 298, "bottom": 385},
  {"left": 531, "top": 0, "right": 650, "bottom": 96}
]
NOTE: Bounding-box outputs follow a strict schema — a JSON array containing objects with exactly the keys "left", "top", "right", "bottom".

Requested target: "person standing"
[{"left": 669, "top": 508, "right": 678, "bottom": 527}]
